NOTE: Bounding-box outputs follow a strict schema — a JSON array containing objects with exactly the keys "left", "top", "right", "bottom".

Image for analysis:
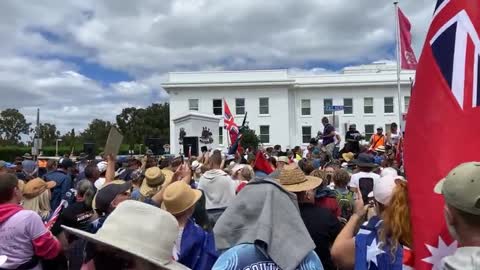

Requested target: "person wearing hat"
[
  {"left": 163, "top": 181, "right": 218, "bottom": 270},
  {"left": 349, "top": 153, "right": 380, "bottom": 196},
  {"left": 213, "top": 171, "right": 322, "bottom": 270},
  {"left": 44, "top": 157, "right": 75, "bottom": 211},
  {"left": 434, "top": 162, "right": 480, "bottom": 269},
  {"left": 131, "top": 167, "right": 165, "bottom": 205},
  {"left": 369, "top": 127, "right": 386, "bottom": 151},
  {"left": 278, "top": 165, "right": 342, "bottom": 270},
  {"left": 332, "top": 174, "right": 412, "bottom": 269},
  {"left": 63, "top": 200, "right": 190, "bottom": 270},
  {"left": 22, "top": 178, "right": 57, "bottom": 222},
  {"left": 0, "top": 173, "right": 62, "bottom": 269}
]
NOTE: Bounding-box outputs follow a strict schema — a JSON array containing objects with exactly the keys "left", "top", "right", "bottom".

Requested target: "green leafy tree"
[
  {"left": 0, "top": 109, "right": 31, "bottom": 145},
  {"left": 38, "top": 123, "right": 61, "bottom": 146},
  {"left": 240, "top": 126, "right": 260, "bottom": 151},
  {"left": 116, "top": 103, "right": 170, "bottom": 146},
  {"left": 80, "top": 119, "right": 114, "bottom": 146}
]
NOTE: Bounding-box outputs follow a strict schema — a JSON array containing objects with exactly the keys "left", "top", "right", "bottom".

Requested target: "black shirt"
[
  {"left": 52, "top": 201, "right": 94, "bottom": 241},
  {"left": 299, "top": 203, "right": 342, "bottom": 270}
]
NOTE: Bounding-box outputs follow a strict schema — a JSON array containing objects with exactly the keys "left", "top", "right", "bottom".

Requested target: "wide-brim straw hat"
[
  {"left": 62, "top": 200, "right": 189, "bottom": 270},
  {"left": 161, "top": 169, "right": 175, "bottom": 187},
  {"left": 162, "top": 181, "right": 202, "bottom": 215},
  {"left": 23, "top": 178, "right": 56, "bottom": 199},
  {"left": 278, "top": 164, "right": 322, "bottom": 192},
  {"left": 342, "top": 152, "right": 355, "bottom": 162},
  {"left": 140, "top": 167, "right": 165, "bottom": 196},
  {"left": 375, "top": 146, "right": 386, "bottom": 153}
]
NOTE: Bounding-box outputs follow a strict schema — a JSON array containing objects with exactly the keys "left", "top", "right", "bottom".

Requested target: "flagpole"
[{"left": 394, "top": 2, "right": 403, "bottom": 130}]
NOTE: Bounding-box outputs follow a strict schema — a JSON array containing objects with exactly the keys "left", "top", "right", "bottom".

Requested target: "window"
[
  {"left": 365, "top": 125, "right": 375, "bottom": 141},
  {"left": 302, "top": 126, "right": 312, "bottom": 144},
  {"left": 259, "top": 125, "right": 270, "bottom": 143},
  {"left": 219, "top": 127, "right": 223, "bottom": 145},
  {"left": 235, "top": 98, "right": 245, "bottom": 115},
  {"left": 213, "top": 99, "right": 222, "bottom": 115},
  {"left": 384, "top": 97, "right": 394, "bottom": 113},
  {"left": 404, "top": 96, "right": 410, "bottom": 112},
  {"left": 188, "top": 99, "right": 199, "bottom": 111},
  {"left": 259, "top": 98, "right": 269, "bottom": 115},
  {"left": 301, "top": 99, "right": 311, "bottom": 116},
  {"left": 323, "top": 99, "right": 333, "bottom": 115},
  {"left": 364, "top": 97, "right": 374, "bottom": 114},
  {"left": 343, "top": 98, "right": 353, "bottom": 114}
]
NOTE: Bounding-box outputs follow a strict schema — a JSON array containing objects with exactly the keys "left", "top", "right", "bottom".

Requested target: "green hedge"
[{"left": 0, "top": 144, "right": 134, "bottom": 161}]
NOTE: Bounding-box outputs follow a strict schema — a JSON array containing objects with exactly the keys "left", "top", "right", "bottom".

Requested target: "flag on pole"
[
  {"left": 224, "top": 99, "right": 239, "bottom": 145},
  {"left": 398, "top": 7, "right": 418, "bottom": 70},
  {"left": 404, "top": 0, "right": 480, "bottom": 269},
  {"left": 45, "top": 199, "right": 68, "bottom": 230}
]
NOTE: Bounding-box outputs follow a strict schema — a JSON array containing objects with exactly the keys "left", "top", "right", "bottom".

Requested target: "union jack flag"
[
  {"left": 430, "top": 0, "right": 480, "bottom": 110},
  {"left": 224, "top": 99, "right": 239, "bottom": 144}
]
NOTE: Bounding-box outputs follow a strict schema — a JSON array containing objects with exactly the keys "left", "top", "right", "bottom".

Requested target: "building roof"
[{"left": 162, "top": 62, "right": 415, "bottom": 89}]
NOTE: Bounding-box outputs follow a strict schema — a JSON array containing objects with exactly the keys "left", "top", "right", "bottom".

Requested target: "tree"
[
  {"left": 80, "top": 119, "right": 114, "bottom": 146},
  {"left": 61, "top": 128, "right": 77, "bottom": 153},
  {"left": 116, "top": 103, "right": 170, "bottom": 146},
  {"left": 38, "top": 123, "right": 61, "bottom": 146},
  {"left": 0, "top": 109, "right": 31, "bottom": 145},
  {"left": 240, "top": 126, "right": 260, "bottom": 151}
]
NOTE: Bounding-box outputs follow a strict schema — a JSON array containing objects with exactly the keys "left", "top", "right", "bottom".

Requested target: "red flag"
[
  {"left": 398, "top": 7, "right": 418, "bottom": 70},
  {"left": 404, "top": 1, "right": 480, "bottom": 269},
  {"left": 223, "top": 99, "right": 239, "bottom": 145}
]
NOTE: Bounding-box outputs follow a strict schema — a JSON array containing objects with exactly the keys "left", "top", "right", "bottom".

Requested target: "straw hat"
[
  {"left": 162, "top": 182, "right": 202, "bottom": 215},
  {"left": 341, "top": 152, "right": 355, "bottom": 162},
  {"left": 278, "top": 164, "right": 322, "bottom": 192},
  {"left": 161, "top": 169, "right": 175, "bottom": 187},
  {"left": 140, "top": 167, "right": 165, "bottom": 196},
  {"left": 23, "top": 178, "right": 56, "bottom": 199},
  {"left": 62, "top": 200, "right": 189, "bottom": 270}
]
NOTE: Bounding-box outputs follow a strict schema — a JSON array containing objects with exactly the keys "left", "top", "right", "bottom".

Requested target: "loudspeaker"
[
  {"left": 83, "top": 143, "right": 96, "bottom": 160},
  {"left": 182, "top": 137, "right": 199, "bottom": 157},
  {"left": 145, "top": 138, "right": 168, "bottom": 155}
]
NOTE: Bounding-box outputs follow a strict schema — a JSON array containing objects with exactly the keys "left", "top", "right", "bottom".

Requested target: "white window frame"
[
  {"left": 188, "top": 99, "right": 199, "bottom": 111},
  {"left": 324, "top": 99, "right": 333, "bottom": 115},
  {"left": 235, "top": 98, "right": 245, "bottom": 115},
  {"left": 404, "top": 96, "right": 410, "bottom": 113},
  {"left": 301, "top": 99, "right": 311, "bottom": 116},
  {"left": 218, "top": 127, "right": 223, "bottom": 145},
  {"left": 213, "top": 99, "right": 222, "bottom": 115},
  {"left": 365, "top": 124, "right": 375, "bottom": 141},
  {"left": 343, "top": 98, "right": 353, "bottom": 115},
  {"left": 384, "top": 97, "right": 394, "bottom": 113},
  {"left": 302, "top": 126, "right": 312, "bottom": 144},
  {"left": 259, "top": 125, "right": 270, "bottom": 143},
  {"left": 364, "top": 97, "right": 374, "bottom": 114},
  {"left": 259, "top": 98, "right": 269, "bottom": 115}
]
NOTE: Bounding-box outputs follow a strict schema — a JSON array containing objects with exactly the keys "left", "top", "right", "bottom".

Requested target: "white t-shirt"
[{"left": 349, "top": 171, "right": 380, "bottom": 188}]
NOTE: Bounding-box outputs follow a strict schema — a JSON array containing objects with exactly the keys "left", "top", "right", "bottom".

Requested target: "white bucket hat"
[{"left": 62, "top": 200, "right": 189, "bottom": 270}]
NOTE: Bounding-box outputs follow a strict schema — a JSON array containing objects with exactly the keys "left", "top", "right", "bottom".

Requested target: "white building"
[{"left": 163, "top": 62, "right": 415, "bottom": 154}]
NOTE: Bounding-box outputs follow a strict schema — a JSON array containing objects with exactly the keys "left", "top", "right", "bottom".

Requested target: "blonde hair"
[
  {"left": 23, "top": 190, "right": 51, "bottom": 220},
  {"left": 378, "top": 180, "right": 412, "bottom": 255}
]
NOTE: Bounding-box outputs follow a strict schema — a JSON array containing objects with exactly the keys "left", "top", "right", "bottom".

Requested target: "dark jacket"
[
  {"left": 44, "top": 170, "right": 72, "bottom": 211},
  {"left": 178, "top": 219, "right": 218, "bottom": 270}
]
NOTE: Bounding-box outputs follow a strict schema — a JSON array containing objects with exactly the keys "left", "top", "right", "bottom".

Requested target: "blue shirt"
[
  {"left": 213, "top": 244, "right": 323, "bottom": 270},
  {"left": 44, "top": 170, "right": 73, "bottom": 210}
]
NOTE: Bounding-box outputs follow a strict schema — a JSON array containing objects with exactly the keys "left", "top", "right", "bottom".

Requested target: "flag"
[
  {"left": 253, "top": 151, "right": 273, "bottom": 175},
  {"left": 45, "top": 199, "right": 68, "bottom": 230},
  {"left": 404, "top": 0, "right": 480, "bottom": 269},
  {"left": 398, "top": 7, "right": 418, "bottom": 70},
  {"left": 355, "top": 216, "right": 414, "bottom": 270},
  {"left": 224, "top": 99, "right": 239, "bottom": 144}
]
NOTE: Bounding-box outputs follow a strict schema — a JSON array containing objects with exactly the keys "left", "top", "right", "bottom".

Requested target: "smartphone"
[{"left": 201, "top": 146, "right": 208, "bottom": 153}]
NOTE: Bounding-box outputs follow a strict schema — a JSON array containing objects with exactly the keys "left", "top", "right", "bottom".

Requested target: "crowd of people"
[{"left": 0, "top": 119, "right": 478, "bottom": 270}]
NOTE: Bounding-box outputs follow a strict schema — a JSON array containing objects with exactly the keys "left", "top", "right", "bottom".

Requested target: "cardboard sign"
[{"left": 104, "top": 127, "right": 123, "bottom": 158}]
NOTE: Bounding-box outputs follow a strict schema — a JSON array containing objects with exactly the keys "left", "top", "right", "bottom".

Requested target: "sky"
[{"left": 0, "top": 0, "right": 436, "bottom": 134}]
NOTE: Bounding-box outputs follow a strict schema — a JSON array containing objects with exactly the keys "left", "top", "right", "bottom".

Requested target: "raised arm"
[{"left": 105, "top": 154, "right": 116, "bottom": 185}]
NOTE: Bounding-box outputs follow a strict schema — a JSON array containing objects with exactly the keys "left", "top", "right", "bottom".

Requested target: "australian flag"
[{"left": 355, "top": 216, "right": 413, "bottom": 270}]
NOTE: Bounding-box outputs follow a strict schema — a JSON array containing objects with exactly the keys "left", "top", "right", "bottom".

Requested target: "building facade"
[{"left": 163, "top": 62, "right": 415, "bottom": 154}]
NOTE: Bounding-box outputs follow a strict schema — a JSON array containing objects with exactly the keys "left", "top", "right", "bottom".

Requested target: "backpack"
[{"left": 334, "top": 189, "right": 354, "bottom": 221}]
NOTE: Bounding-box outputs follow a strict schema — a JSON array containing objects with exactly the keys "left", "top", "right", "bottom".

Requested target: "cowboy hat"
[
  {"left": 62, "top": 200, "right": 189, "bottom": 270},
  {"left": 163, "top": 181, "right": 202, "bottom": 215},
  {"left": 352, "top": 153, "right": 377, "bottom": 168},
  {"left": 23, "top": 153, "right": 33, "bottom": 159},
  {"left": 341, "top": 152, "right": 355, "bottom": 162},
  {"left": 278, "top": 164, "right": 322, "bottom": 193},
  {"left": 277, "top": 156, "right": 289, "bottom": 164},
  {"left": 23, "top": 178, "right": 56, "bottom": 199},
  {"left": 140, "top": 167, "right": 165, "bottom": 196}
]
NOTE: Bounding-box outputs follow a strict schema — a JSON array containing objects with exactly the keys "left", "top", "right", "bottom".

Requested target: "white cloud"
[{"left": 0, "top": 0, "right": 436, "bottom": 134}]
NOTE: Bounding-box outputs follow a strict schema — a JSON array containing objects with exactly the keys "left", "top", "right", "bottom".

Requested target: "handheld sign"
[{"left": 104, "top": 127, "right": 124, "bottom": 158}]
